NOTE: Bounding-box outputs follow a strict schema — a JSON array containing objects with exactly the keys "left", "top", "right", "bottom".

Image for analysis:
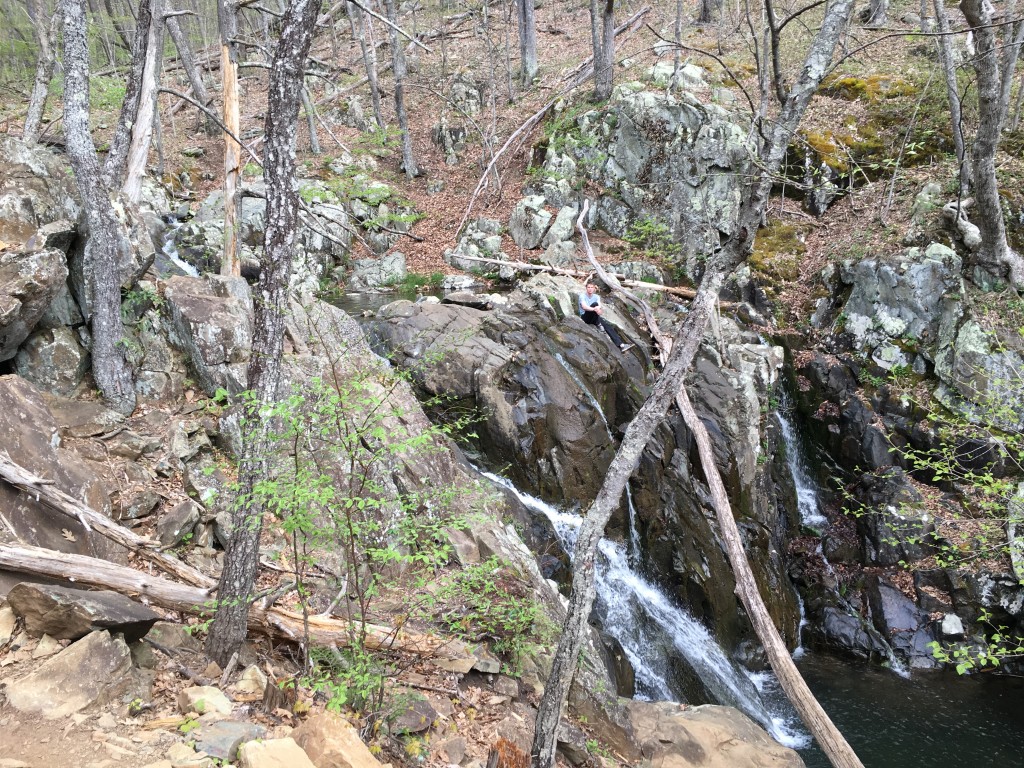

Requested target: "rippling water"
[{"left": 789, "top": 654, "right": 1024, "bottom": 767}]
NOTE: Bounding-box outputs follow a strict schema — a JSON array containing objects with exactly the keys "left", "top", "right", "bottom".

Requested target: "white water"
[
  {"left": 775, "top": 394, "right": 827, "bottom": 527},
  {"left": 484, "top": 470, "right": 808, "bottom": 748},
  {"left": 158, "top": 220, "right": 200, "bottom": 278}
]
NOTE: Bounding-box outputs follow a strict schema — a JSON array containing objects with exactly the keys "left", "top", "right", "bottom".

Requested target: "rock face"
[
  {"left": 527, "top": 86, "right": 750, "bottom": 278},
  {"left": 4, "top": 631, "right": 141, "bottom": 718},
  {"left": 0, "top": 138, "right": 80, "bottom": 245},
  {"left": 626, "top": 701, "right": 804, "bottom": 767},
  {"left": 0, "top": 376, "right": 125, "bottom": 593},
  {"left": 14, "top": 324, "right": 89, "bottom": 394},
  {"left": 163, "top": 275, "right": 253, "bottom": 396},
  {"left": 6, "top": 583, "right": 161, "bottom": 641},
  {"left": 0, "top": 246, "right": 69, "bottom": 362}
]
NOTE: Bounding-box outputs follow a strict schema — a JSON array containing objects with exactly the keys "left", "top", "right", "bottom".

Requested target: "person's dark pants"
[{"left": 582, "top": 311, "right": 624, "bottom": 347}]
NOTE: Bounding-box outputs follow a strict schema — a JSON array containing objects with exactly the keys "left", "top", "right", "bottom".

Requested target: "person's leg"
[{"left": 599, "top": 318, "right": 624, "bottom": 348}]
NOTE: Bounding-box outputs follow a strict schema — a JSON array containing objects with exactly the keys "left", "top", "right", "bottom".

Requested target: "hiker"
[{"left": 578, "top": 281, "right": 633, "bottom": 353}]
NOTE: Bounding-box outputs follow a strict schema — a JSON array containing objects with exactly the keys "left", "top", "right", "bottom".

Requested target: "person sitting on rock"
[{"left": 578, "top": 281, "right": 633, "bottom": 353}]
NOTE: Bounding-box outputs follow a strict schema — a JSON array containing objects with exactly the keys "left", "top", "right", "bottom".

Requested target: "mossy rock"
[
  {"left": 821, "top": 73, "right": 918, "bottom": 101},
  {"left": 749, "top": 220, "right": 807, "bottom": 287}
]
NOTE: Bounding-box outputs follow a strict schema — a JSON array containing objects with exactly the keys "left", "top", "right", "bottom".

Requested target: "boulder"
[
  {"left": 157, "top": 499, "right": 203, "bottom": 547},
  {"left": 6, "top": 582, "right": 161, "bottom": 641},
  {"left": 0, "top": 138, "right": 80, "bottom": 245},
  {"left": 626, "top": 701, "right": 804, "bottom": 767},
  {"left": 346, "top": 252, "right": 407, "bottom": 291},
  {"left": 177, "top": 685, "right": 234, "bottom": 716},
  {"left": 865, "top": 575, "right": 940, "bottom": 669},
  {"left": 238, "top": 738, "right": 317, "bottom": 768},
  {"left": 14, "top": 325, "right": 89, "bottom": 395},
  {"left": 292, "top": 711, "right": 385, "bottom": 768},
  {"left": 194, "top": 721, "right": 268, "bottom": 761},
  {"left": 0, "top": 245, "right": 69, "bottom": 362},
  {"left": 541, "top": 205, "right": 578, "bottom": 248},
  {"left": 4, "top": 630, "right": 141, "bottom": 718},
  {"left": 443, "top": 217, "right": 506, "bottom": 273},
  {"left": 850, "top": 468, "right": 934, "bottom": 566},
  {"left": 163, "top": 275, "right": 253, "bottom": 396},
  {"left": 0, "top": 376, "right": 124, "bottom": 594},
  {"left": 509, "top": 195, "right": 552, "bottom": 250}
]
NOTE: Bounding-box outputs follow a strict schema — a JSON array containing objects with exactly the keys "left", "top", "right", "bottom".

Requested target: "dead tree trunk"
[
  {"left": 517, "top": 0, "right": 537, "bottom": 84},
  {"left": 24, "top": 0, "right": 60, "bottom": 143},
  {"left": 218, "top": 0, "right": 242, "bottom": 277},
  {"left": 124, "top": 0, "right": 165, "bottom": 202},
  {"left": 166, "top": 10, "right": 217, "bottom": 134},
  {"left": 351, "top": 0, "right": 385, "bottom": 129},
  {"left": 383, "top": 0, "right": 418, "bottom": 177},
  {"left": 205, "top": 0, "right": 324, "bottom": 668},
  {"left": 960, "top": 0, "right": 1024, "bottom": 288},
  {"left": 103, "top": 0, "right": 152, "bottom": 189},
  {"left": 61, "top": 0, "right": 137, "bottom": 416},
  {"left": 530, "top": 0, "right": 859, "bottom": 765}
]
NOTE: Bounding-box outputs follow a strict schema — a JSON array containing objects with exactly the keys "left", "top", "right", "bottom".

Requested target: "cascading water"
[
  {"left": 775, "top": 392, "right": 826, "bottom": 527},
  {"left": 155, "top": 217, "right": 200, "bottom": 278},
  {"left": 483, "top": 470, "right": 808, "bottom": 748}
]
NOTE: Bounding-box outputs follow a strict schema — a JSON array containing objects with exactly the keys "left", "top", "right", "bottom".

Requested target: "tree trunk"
[
  {"left": 865, "top": 0, "right": 887, "bottom": 25},
  {"left": 301, "top": 86, "right": 321, "bottom": 153},
  {"left": 24, "top": 0, "right": 60, "bottom": 143},
  {"left": 960, "top": 0, "right": 1024, "bottom": 287},
  {"left": 697, "top": 0, "right": 722, "bottom": 25},
  {"left": 103, "top": 0, "right": 152, "bottom": 189},
  {"left": 61, "top": 0, "right": 137, "bottom": 416},
  {"left": 530, "top": 0, "right": 859, "bottom": 765},
  {"left": 933, "top": 0, "right": 969, "bottom": 194},
  {"left": 123, "top": 0, "right": 165, "bottom": 202},
  {"left": 351, "top": 1, "right": 385, "bottom": 129},
  {"left": 205, "top": 0, "right": 324, "bottom": 668},
  {"left": 166, "top": 10, "right": 217, "bottom": 134},
  {"left": 383, "top": 0, "right": 418, "bottom": 177},
  {"left": 517, "top": 0, "right": 537, "bottom": 84},
  {"left": 218, "top": 0, "right": 242, "bottom": 277},
  {"left": 593, "top": 0, "right": 614, "bottom": 101}
]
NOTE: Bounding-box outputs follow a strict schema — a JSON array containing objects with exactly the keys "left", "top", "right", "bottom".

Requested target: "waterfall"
[
  {"left": 155, "top": 217, "right": 200, "bottom": 278},
  {"left": 775, "top": 393, "right": 827, "bottom": 527},
  {"left": 483, "top": 471, "right": 808, "bottom": 748}
]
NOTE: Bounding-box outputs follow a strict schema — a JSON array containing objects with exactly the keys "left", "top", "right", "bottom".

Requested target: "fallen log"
[
  {"left": 0, "top": 544, "right": 471, "bottom": 660},
  {"left": 0, "top": 452, "right": 215, "bottom": 589}
]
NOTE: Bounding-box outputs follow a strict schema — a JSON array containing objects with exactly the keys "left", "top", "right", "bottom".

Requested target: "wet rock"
[
  {"left": 850, "top": 468, "right": 934, "bottom": 566},
  {"left": 13, "top": 325, "right": 89, "bottom": 395},
  {"left": 163, "top": 275, "right": 253, "bottom": 396},
  {"left": 238, "top": 738, "right": 316, "bottom": 768},
  {"left": 292, "top": 711, "right": 386, "bottom": 768},
  {"left": 6, "top": 583, "right": 160, "bottom": 641},
  {"left": 816, "top": 606, "right": 889, "bottom": 658},
  {"left": 1, "top": 244, "right": 70, "bottom": 368},
  {"left": 4, "top": 631, "right": 140, "bottom": 719},
  {"left": 866, "top": 575, "right": 940, "bottom": 669}
]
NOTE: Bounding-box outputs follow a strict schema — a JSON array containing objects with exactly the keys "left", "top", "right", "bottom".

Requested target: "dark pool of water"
[
  {"left": 792, "top": 653, "right": 1024, "bottom": 767},
  {"left": 327, "top": 289, "right": 429, "bottom": 316}
]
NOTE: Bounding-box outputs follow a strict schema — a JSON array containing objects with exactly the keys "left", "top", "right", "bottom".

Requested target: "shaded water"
[{"left": 790, "top": 653, "right": 1024, "bottom": 767}]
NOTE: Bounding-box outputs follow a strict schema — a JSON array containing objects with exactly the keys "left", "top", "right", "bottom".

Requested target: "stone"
[
  {"left": 116, "top": 489, "right": 162, "bottom": 521},
  {"left": 0, "top": 760, "right": 31, "bottom": 768},
  {"left": 508, "top": 195, "right": 551, "bottom": 250},
  {"left": 941, "top": 613, "right": 965, "bottom": 638},
  {"left": 0, "top": 603, "right": 15, "bottom": 645},
  {"left": 156, "top": 499, "right": 203, "bottom": 547},
  {"left": 163, "top": 275, "right": 253, "bottom": 396},
  {"left": 439, "top": 737, "right": 466, "bottom": 764},
  {"left": 238, "top": 738, "right": 316, "bottom": 768},
  {"left": 7, "top": 582, "right": 161, "bottom": 641},
  {"left": 347, "top": 252, "right": 407, "bottom": 291},
  {"left": 390, "top": 696, "right": 437, "bottom": 735},
  {"left": 178, "top": 686, "right": 234, "bottom": 716},
  {"left": 13, "top": 322, "right": 89, "bottom": 397},
  {"left": 234, "top": 665, "right": 269, "bottom": 696},
  {"left": 31, "top": 633, "right": 61, "bottom": 658},
  {"left": 194, "top": 720, "right": 267, "bottom": 760},
  {"left": 866, "top": 575, "right": 940, "bottom": 669},
  {"left": 292, "top": 711, "right": 386, "bottom": 768},
  {"left": 541, "top": 240, "right": 576, "bottom": 268},
  {"left": 4, "top": 631, "right": 140, "bottom": 719},
  {"left": 0, "top": 246, "right": 69, "bottom": 362}
]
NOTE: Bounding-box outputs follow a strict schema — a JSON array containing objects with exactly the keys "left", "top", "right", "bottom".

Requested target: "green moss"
[
  {"left": 749, "top": 221, "right": 807, "bottom": 287},
  {"left": 821, "top": 73, "right": 918, "bottom": 102}
]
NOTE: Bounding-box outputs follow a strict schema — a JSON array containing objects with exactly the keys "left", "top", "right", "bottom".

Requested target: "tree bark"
[
  {"left": 301, "top": 86, "right": 321, "bottom": 153},
  {"left": 166, "top": 10, "right": 217, "bottom": 134},
  {"left": 351, "top": 0, "right": 385, "bottom": 130},
  {"left": 123, "top": 0, "right": 165, "bottom": 202},
  {"left": 530, "top": 0, "right": 858, "bottom": 765},
  {"left": 103, "top": 0, "right": 153, "bottom": 189},
  {"left": 61, "top": 0, "right": 137, "bottom": 416},
  {"left": 864, "top": 0, "right": 887, "bottom": 25},
  {"left": 593, "top": 0, "right": 614, "bottom": 101},
  {"left": 218, "top": 0, "right": 242, "bottom": 277},
  {"left": 205, "top": 0, "right": 324, "bottom": 668},
  {"left": 960, "top": 0, "right": 1024, "bottom": 287},
  {"left": 24, "top": 0, "right": 60, "bottom": 144},
  {"left": 383, "top": 0, "right": 418, "bottom": 177},
  {"left": 517, "top": 0, "right": 537, "bottom": 84},
  {"left": 933, "top": 0, "right": 969, "bottom": 194},
  {"left": 697, "top": 0, "right": 722, "bottom": 25}
]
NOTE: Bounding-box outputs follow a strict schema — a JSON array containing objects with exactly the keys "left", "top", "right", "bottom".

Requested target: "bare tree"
[
  {"left": 383, "top": 0, "right": 418, "bottom": 177},
  {"left": 517, "top": 0, "right": 537, "bottom": 84},
  {"left": 959, "top": 0, "right": 1024, "bottom": 288},
  {"left": 124, "top": 0, "right": 165, "bottom": 202},
  {"left": 933, "top": 0, "right": 969, "bottom": 194},
  {"left": 103, "top": 0, "right": 152, "bottom": 189},
  {"left": 166, "top": 9, "right": 217, "bottom": 134},
  {"left": 61, "top": 0, "right": 137, "bottom": 415},
  {"left": 23, "top": 0, "right": 60, "bottom": 143},
  {"left": 206, "top": 0, "right": 324, "bottom": 666},
  {"left": 351, "top": 0, "right": 385, "bottom": 130},
  {"left": 590, "top": 0, "right": 614, "bottom": 101},
  {"left": 698, "top": 0, "right": 723, "bottom": 25},
  {"left": 218, "top": 0, "right": 242, "bottom": 276},
  {"left": 529, "top": 0, "right": 862, "bottom": 766},
  {"left": 863, "top": 0, "right": 887, "bottom": 26}
]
